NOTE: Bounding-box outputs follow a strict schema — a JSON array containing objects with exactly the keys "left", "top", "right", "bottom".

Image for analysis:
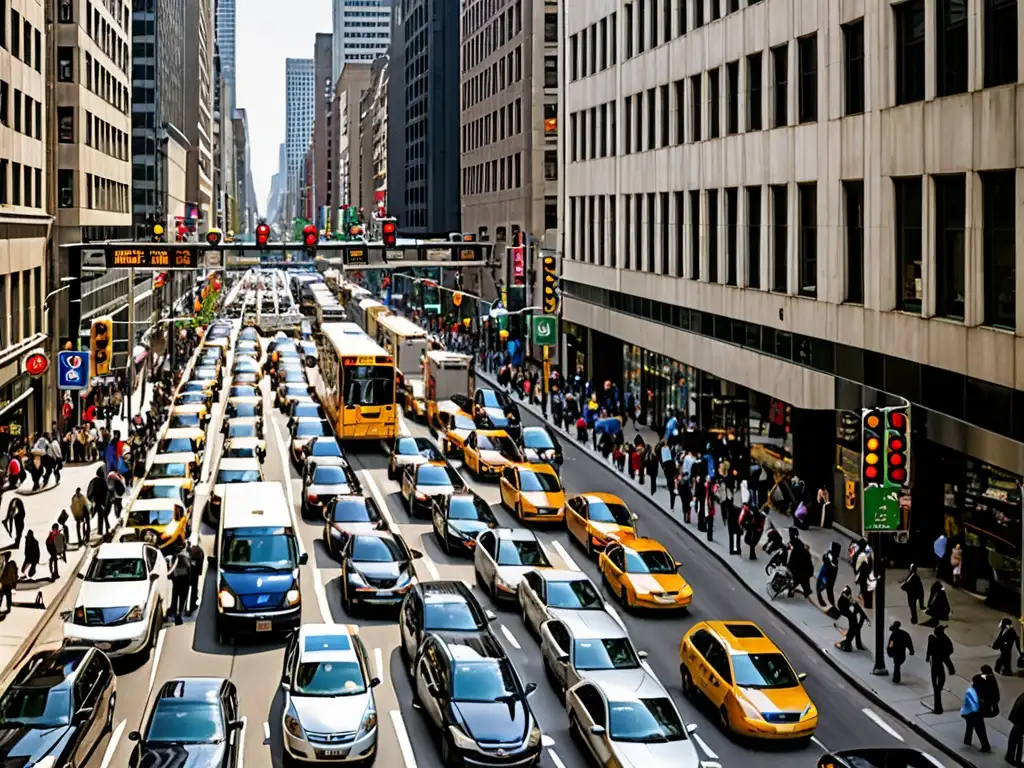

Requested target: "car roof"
[
  {"left": 227, "top": 416, "right": 260, "bottom": 424},
  {"left": 96, "top": 542, "right": 147, "bottom": 559},
  {"left": 517, "top": 462, "right": 558, "bottom": 476},
  {"left": 163, "top": 427, "right": 204, "bottom": 437},
  {"left": 537, "top": 568, "right": 590, "bottom": 583},
  {"left": 473, "top": 429, "right": 510, "bottom": 438},
  {"left": 154, "top": 677, "right": 226, "bottom": 703},
  {"left": 616, "top": 535, "right": 669, "bottom": 554},
  {"left": 152, "top": 452, "right": 196, "bottom": 463},
  {"left": 142, "top": 478, "right": 189, "bottom": 487},
  {"left": 494, "top": 527, "right": 539, "bottom": 542},
  {"left": 14, "top": 648, "right": 89, "bottom": 687},
  {"left": 172, "top": 404, "right": 206, "bottom": 413},
  {"left": 218, "top": 458, "right": 260, "bottom": 471},
  {"left": 298, "top": 624, "right": 361, "bottom": 663},
  {"left": 578, "top": 492, "right": 626, "bottom": 505},
  {"left": 434, "top": 631, "right": 505, "bottom": 662},
  {"left": 227, "top": 396, "right": 261, "bottom": 403},
  {"left": 702, "top": 620, "right": 781, "bottom": 654},
  {"left": 587, "top": 670, "right": 670, "bottom": 702},
  {"left": 418, "top": 580, "right": 477, "bottom": 605},
  {"left": 131, "top": 498, "right": 183, "bottom": 511},
  {"left": 557, "top": 609, "right": 627, "bottom": 640}
]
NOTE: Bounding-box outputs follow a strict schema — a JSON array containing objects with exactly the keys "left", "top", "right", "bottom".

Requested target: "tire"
[
  {"left": 620, "top": 586, "right": 631, "bottom": 612},
  {"left": 719, "top": 704, "right": 731, "bottom": 732},
  {"left": 441, "top": 732, "right": 460, "bottom": 767},
  {"left": 680, "top": 665, "right": 695, "bottom": 699},
  {"left": 387, "top": 465, "right": 395, "bottom": 481},
  {"left": 585, "top": 533, "right": 595, "bottom": 559}
]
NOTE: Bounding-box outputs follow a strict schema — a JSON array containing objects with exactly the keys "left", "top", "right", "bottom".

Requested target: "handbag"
[{"left": 867, "top": 574, "right": 878, "bottom": 592}]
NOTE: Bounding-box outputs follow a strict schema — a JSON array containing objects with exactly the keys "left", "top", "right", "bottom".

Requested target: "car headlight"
[
  {"left": 348, "top": 571, "right": 368, "bottom": 587},
  {"left": 286, "top": 589, "right": 300, "bottom": 606},
  {"left": 448, "top": 725, "right": 476, "bottom": 750},
  {"left": 526, "top": 724, "right": 542, "bottom": 749},
  {"left": 31, "top": 757, "right": 56, "bottom": 768},
  {"left": 633, "top": 586, "right": 651, "bottom": 596},
  {"left": 218, "top": 588, "right": 236, "bottom": 610},
  {"left": 73, "top": 606, "right": 86, "bottom": 625},
  {"left": 284, "top": 703, "right": 305, "bottom": 739},
  {"left": 801, "top": 702, "right": 815, "bottom": 719},
  {"left": 357, "top": 703, "right": 377, "bottom": 738},
  {"left": 126, "top": 606, "right": 145, "bottom": 623},
  {"left": 738, "top": 697, "right": 762, "bottom": 720},
  {"left": 447, "top": 524, "right": 468, "bottom": 539}
]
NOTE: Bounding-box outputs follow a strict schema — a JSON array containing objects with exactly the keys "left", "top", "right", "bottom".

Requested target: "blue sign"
[{"left": 57, "top": 351, "right": 90, "bottom": 390}]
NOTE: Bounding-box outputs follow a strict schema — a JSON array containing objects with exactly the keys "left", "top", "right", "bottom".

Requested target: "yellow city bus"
[{"left": 317, "top": 322, "right": 397, "bottom": 440}]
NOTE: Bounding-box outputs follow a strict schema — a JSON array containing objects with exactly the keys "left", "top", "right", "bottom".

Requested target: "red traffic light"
[
  {"left": 888, "top": 411, "right": 907, "bottom": 429},
  {"left": 889, "top": 467, "right": 907, "bottom": 484},
  {"left": 256, "top": 223, "right": 270, "bottom": 247},
  {"left": 303, "top": 224, "right": 318, "bottom": 248},
  {"left": 382, "top": 219, "right": 397, "bottom": 248},
  {"left": 865, "top": 465, "right": 878, "bottom": 480}
]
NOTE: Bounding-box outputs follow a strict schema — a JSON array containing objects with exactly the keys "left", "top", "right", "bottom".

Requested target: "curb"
[{"left": 476, "top": 370, "right": 976, "bottom": 768}]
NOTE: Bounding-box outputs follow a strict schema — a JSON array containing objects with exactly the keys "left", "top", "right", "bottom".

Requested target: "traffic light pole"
[
  {"left": 127, "top": 268, "right": 134, "bottom": 429},
  {"left": 871, "top": 532, "right": 889, "bottom": 676}
]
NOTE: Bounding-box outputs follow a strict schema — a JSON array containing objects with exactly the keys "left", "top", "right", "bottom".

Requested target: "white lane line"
[
  {"left": 700, "top": 762, "right": 722, "bottom": 768},
  {"left": 811, "top": 735, "right": 830, "bottom": 752},
  {"left": 550, "top": 540, "right": 580, "bottom": 571},
  {"left": 421, "top": 555, "right": 440, "bottom": 581},
  {"left": 361, "top": 470, "right": 397, "bottom": 530},
  {"left": 548, "top": 748, "right": 567, "bottom": 768},
  {"left": 862, "top": 707, "right": 904, "bottom": 741},
  {"left": 541, "top": 734, "right": 555, "bottom": 747},
  {"left": 390, "top": 710, "right": 419, "bottom": 768},
  {"left": 263, "top": 720, "right": 270, "bottom": 741},
  {"left": 312, "top": 566, "right": 334, "bottom": 624},
  {"left": 271, "top": 420, "right": 304, "bottom": 557},
  {"left": 98, "top": 719, "right": 126, "bottom": 768},
  {"left": 374, "top": 646, "right": 384, "bottom": 681},
  {"left": 398, "top": 416, "right": 411, "bottom": 436},
  {"left": 500, "top": 624, "right": 521, "bottom": 650},
  {"left": 237, "top": 715, "right": 248, "bottom": 768},
  {"left": 692, "top": 733, "right": 718, "bottom": 760},
  {"left": 147, "top": 629, "right": 166, "bottom": 694}
]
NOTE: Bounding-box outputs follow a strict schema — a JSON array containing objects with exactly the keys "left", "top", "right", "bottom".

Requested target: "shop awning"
[{"left": 0, "top": 387, "right": 34, "bottom": 419}]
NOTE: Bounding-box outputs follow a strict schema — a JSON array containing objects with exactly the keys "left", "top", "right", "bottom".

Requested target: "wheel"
[
  {"left": 441, "top": 732, "right": 460, "bottom": 767},
  {"left": 387, "top": 465, "right": 395, "bottom": 481},
  {"left": 680, "top": 665, "right": 695, "bottom": 699},
  {"left": 719, "top": 704, "right": 731, "bottom": 732},
  {"left": 105, "top": 692, "right": 116, "bottom": 732},
  {"left": 585, "top": 533, "right": 595, "bottom": 559},
  {"left": 620, "top": 586, "right": 632, "bottom": 612}
]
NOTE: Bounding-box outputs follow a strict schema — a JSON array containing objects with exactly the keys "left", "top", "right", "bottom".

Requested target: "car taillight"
[{"left": 308, "top": 494, "right": 318, "bottom": 504}]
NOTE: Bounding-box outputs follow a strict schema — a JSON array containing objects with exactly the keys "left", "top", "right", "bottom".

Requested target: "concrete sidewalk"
[{"left": 480, "top": 369, "right": 1010, "bottom": 767}]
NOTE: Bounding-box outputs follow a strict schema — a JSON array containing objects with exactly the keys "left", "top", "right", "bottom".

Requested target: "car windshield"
[
  {"left": 146, "top": 701, "right": 225, "bottom": 744},
  {"left": 624, "top": 549, "right": 677, "bottom": 575},
  {"left": 159, "top": 438, "right": 195, "bottom": 453},
  {"left": 217, "top": 469, "right": 261, "bottom": 484},
  {"left": 283, "top": 371, "right": 306, "bottom": 382},
  {"left": 608, "top": 698, "right": 686, "bottom": 743},
  {"left": 497, "top": 539, "right": 549, "bottom": 567},
  {"left": 343, "top": 365, "right": 393, "bottom": 407},
  {"left": 480, "top": 390, "right": 509, "bottom": 409},
  {"left": 233, "top": 373, "right": 258, "bottom": 383},
  {"left": 139, "top": 485, "right": 181, "bottom": 501},
  {"left": 229, "top": 403, "right": 259, "bottom": 418},
  {"left": 223, "top": 447, "right": 256, "bottom": 459},
  {"left": 228, "top": 423, "right": 256, "bottom": 438},
  {"left": 424, "top": 601, "right": 481, "bottom": 631},
  {"left": 194, "top": 368, "right": 218, "bottom": 378},
  {"left": 171, "top": 416, "right": 200, "bottom": 428},
  {"left": 448, "top": 497, "right": 490, "bottom": 522},
  {"left": 86, "top": 557, "right": 145, "bottom": 581},
  {"left": 222, "top": 528, "right": 297, "bottom": 570},
  {"left": 233, "top": 359, "right": 258, "bottom": 372},
  {"left": 477, "top": 434, "right": 521, "bottom": 458},
  {"left": 294, "top": 404, "right": 322, "bottom": 419},
  {"left": 452, "top": 414, "right": 475, "bottom": 431},
  {"left": 546, "top": 579, "right": 602, "bottom": 609},
  {"left": 330, "top": 499, "right": 379, "bottom": 524},
  {"left": 418, "top": 465, "right": 459, "bottom": 487},
  {"left": 177, "top": 394, "right": 208, "bottom": 404},
  {"left": 573, "top": 638, "right": 640, "bottom": 671},
  {"left": 0, "top": 686, "right": 71, "bottom": 727},
  {"left": 350, "top": 536, "right": 404, "bottom": 563},
  {"left": 313, "top": 466, "right": 348, "bottom": 485},
  {"left": 311, "top": 440, "right": 342, "bottom": 457},
  {"left": 229, "top": 387, "right": 257, "bottom": 398},
  {"left": 452, "top": 660, "right": 517, "bottom": 703},
  {"left": 518, "top": 470, "right": 561, "bottom": 493},
  {"left": 731, "top": 653, "right": 799, "bottom": 689},
  {"left": 523, "top": 430, "right": 554, "bottom": 450},
  {"left": 149, "top": 463, "right": 187, "bottom": 479},
  {"left": 295, "top": 422, "right": 328, "bottom": 438},
  {"left": 128, "top": 507, "right": 176, "bottom": 526},
  {"left": 294, "top": 661, "right": 366, "bottom": 697},
  {"left": 396, "top": 438, "right": 418, "bottom": 455},
  {"left": 588, "top": 501, "right": 634, "bottom": 526}
]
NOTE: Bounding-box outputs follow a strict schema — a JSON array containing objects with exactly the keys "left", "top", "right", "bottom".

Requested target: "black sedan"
[
  {"left": 339, "top": 532, "right": 421, "bottom": 615},
  {"left": 412, "top": 632, "right": 541, "bottom": 767},
  {"left": 0, "top": 647, "right": 116, "bottom": 767},
  {"left": 520, "top": 426, "right": 563, "bottom": 467},
  {"left": 431, "top": 493, "right": 498, "bottom": 556},
  {"left": 129, "top": 677, "right": 243, "bottom": 767},
  {"left": 399, "top": 580, "right": 496, "bottom": 666},
  {"left": 322, "top": 495, "right": 388, "bottom": 558},
  {"left": 473, "top": 387, "right": 522, "bottom": 440}
]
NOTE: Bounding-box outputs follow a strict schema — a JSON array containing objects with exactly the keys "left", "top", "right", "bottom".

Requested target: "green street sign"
[
  {"left": 531, "top": 315, "right": 558, "bottom": 346},
  {"left": 863, "top": 485, "right": 902, "bottom": 532}
]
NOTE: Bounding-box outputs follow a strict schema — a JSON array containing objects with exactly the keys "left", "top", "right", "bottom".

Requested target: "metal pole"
[
  {"left": 871, "top": 532, "right": 889, "bottom": 676},
  {"left": 127, "top": 268, "right": 135, "bottom": 428}
]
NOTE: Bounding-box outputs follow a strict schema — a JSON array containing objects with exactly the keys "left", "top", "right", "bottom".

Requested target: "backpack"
[{"left": 171, "top": 552, "right": 190, "bottom": 578}]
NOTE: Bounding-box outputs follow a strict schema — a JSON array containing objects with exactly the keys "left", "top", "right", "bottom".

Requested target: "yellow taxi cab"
[
  {"left": 564, "top": 492, "right": 637, "bottom": 556},
  {"left": 462, "top": 429, "right": 523, "bottom": 478},
  {"left": 403, "top": 378, "right": 427, "bottom": 421},
  {"left": 598, "top": 535, "right": 692, "bottom": 611},
  {"left": 169, "top": 404, "right": 210, "bottom": 430},
  {"left": 679, "top": 620, "right": 817, "bottom": 741},
  {"left": 147, "top": 452, "right": 201, "bottom": 483},
  {"left": 124, "top": 497, "right": 191, "bottom": 550},
  {"left": 499, "top": 463, "right": 566, "bottom": 523},
  {"left": 157, "top": 427, "right": 206, "bottom": 456},
  {"left": 436, "top": 400, "right": 477, "bottom": 457}
]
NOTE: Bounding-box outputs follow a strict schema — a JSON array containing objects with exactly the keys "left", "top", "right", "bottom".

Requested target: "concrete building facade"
[
  {"left": 285, "top": 57, "right": 315, "bottom": 223},
  {"left": 331, "top": 0, "right": 391, "bottom": 84},
  {"left": 359, "top": 55, "right": 388, "bottom": 215},
  {"left": 215, "top": 0, "right": 235, "bottom": 114},
  {"left": 184, "top": 0, "right": 215, "bottom": 229},
  {"left": 313, "top": 33, "right": 333, "bottom": 227},
  {"left": 331, "top": 62, "right": 370, "bottom": 219}
]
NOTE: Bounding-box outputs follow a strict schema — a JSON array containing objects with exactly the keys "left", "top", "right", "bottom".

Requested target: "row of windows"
[
  {"left": 568, "top": 11, "right": 616, "bottom": 82},
  {"left": 0, "top": 159, "right": 43, "bottom": 209},
  {"left": 567, "top": 170, "right": 1017, "bottom": 330},
  {"left": 621, "top": 0, "right": 762, "bottom": 62},
  {"left": 58, "top": 107, "right": 129, "bottom": 161},
  {"left": 461, "top": 44, "right": 521, "bottom": 110},
  {"left": 0, "top": 267, "right": 44, "bottom": 349},
  {"left": 461, "top": 0, "right": 521, "bottom": 71},
  {"left": 0, "top": 81, "right": 42, "bottom": 141},
  {"left": 0, "top": 3, "right": 42, "bottom": 73},
  {"left": 84, "top": 50, "right": 131, "bottom": 116},
  {"left": 462, "top": 98, "right": 522, "bottom": 154},
  {"left": 57, "top": 169, "right": 129, "bottom": 213},
  {"left": 462, "top": 152, "right": 523, "bottom": 196},
  {"left": 85, "top": 0, "right": 130, "bottom": 76}
]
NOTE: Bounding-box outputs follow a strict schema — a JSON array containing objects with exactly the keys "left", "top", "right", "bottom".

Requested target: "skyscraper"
[
  {"left": 285, "top": 59, "right": 316, "bottom": 220},
  {"left": 215, "top": 0, "right": 236, "bottom": 114},
  {"left": 331, "top": 0, "right": 391, "bottom": 84},
  {"left": 185, "top": 0, "right": 216, "bottom": 228}
]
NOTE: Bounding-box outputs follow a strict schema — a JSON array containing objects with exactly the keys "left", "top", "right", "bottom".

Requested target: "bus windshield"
[{"left": 344, "top": 365, "right": 393, "bottom": 407}]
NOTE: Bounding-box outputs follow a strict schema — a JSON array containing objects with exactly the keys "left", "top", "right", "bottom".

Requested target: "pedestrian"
[
  {"left": 0, "top": 554, "right": 16, "bottom": 612},
  {"left": 9, "top": 498, "right": 25, "bottom": 548},
  {"left": 106, "top": 470, "right": 126, "bottom": 520},
  {"left": 933, "top": 532, "right": 948, "bottom": 578},
  {"left": 855, "top": 544, "right": 875, "bottom": 609},
  {"left": 901, "top": 563, "right": 925, "bottom": 624},
  {"left": 962, "top": 674, "right": 992, "bottom": 752},
  {"left": 951, "top": 543, "right": 964, "bottom": 587},
  {"left": 994, "top": 618, "right": 1022, "bottom": 676},
  {"left": 887, "top": 621, "right": 915, "bottom": 683},
  {"left": 679, "top": 475, "right": 693, "bottom": 523},
  {"left": 46, "top": 434, "right": 63, "bottom": 484},
  {"left": 705, "top": 482, "right": 716, "bottom": 542},
  {"left": 187, "top": 541, "right": 204, "bottom": 614},
  {"left": 55, "top": 512, "right": 69, "bottom": 562},
  {"left": 646, "top": 446, "right": 659, "bottom": 495},
  {"left": 922, "top": 581, "right": 951, "bottom": 627},
  {"left": 694, "top": 474, "right": 707, "bottom": 531},
  {"left": 816, "top": 541, "right": 841, "bottom": 608},
  {"left": 5, "top": 453, "right": 22, "bottom": 490},
  {"left": 727, "top": 488, "right": 743, "bottom": 556},
  {"left": 21, "top": 530, "right": 39, "bottom": 579},
  {"left": 1007, "top": 690, "right": 1024, "bottom": 766},
  {"left": 836, "top": 585, "right": 868, "bottom": 652},
  {"left": 45, "top": 524, "right": 61, "bottom": 581},
  {"left": 70, "top": 487, "right": 90, "bottom": 547},
  {"left": 926, "top": 625, "right": 955, "bottom": 714},
  {"left": 169, "top": 548, "right": 191, "bottom": 624},
  {"left": 743, "top": 505, "right": 766, "bottom": 561},
  {"left": 87, "top": 467, "right": 109, "bottom": 537},
  {"left": 787, "top": 539, "right": 813, "bottom": 598}
]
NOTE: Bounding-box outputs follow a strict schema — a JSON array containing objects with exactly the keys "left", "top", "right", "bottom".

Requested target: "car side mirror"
[
  {"left": 77, "top": 572, "right": 85, "bottom": 580},
  {"left": 686, "top": 723, "right": 698, "bottom": 734},
  {"left": 557, "top": 652, "right": 569, "bottom": 663},
  {"left": 149, "top": 573, "right": 160, "bottom": 582},
  {"left": 128, "top": 730, "right": 141, "bottom": 742},
  {"left": 370, "top": 677, "right": 381, "bottom": 688},
  {"left": 524, "top": 682, "right": 537, "bottom": 696},
  {"left": 638, "top": 650, "right": 648, "bottom": 660},
  {"left": 74, "top": 707, "right": 94, "bottom": 724},
  {"left": 589, "top": 725, "right": 606, "bottom": 736},
  {"left": 485, "top": 610, "right": 497, "bottom": 622},
  {"left": 798, "top": 672, "right": 808, "bottom": 682},
  {"left": 229, "top": 719, "right": 244, "bottom": 731},
  {"left": 299, "top": 552, "right": 309, "bottom": 566},
  {"left": 675, "top": 561, "right": 683, "bottom": 570},
  {"left": 410, "top": 549, "right": 424, "bottom": 560}
]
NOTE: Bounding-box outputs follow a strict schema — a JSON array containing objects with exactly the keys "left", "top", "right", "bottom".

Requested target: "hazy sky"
[{"left": 236, "top": 0, "right": 331, "bottom": 213}]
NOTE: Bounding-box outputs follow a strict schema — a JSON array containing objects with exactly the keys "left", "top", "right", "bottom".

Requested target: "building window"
[
  {"left": 543, "top": 103, "right": 557, "bottom": 134},
  {"left": 624, "top": 96, "right": 632, "bottom": 152},
  {"left": 797, "top": 35, "right": 817, "bottom": 123},
  {"left": 58, "top": 169, "right": 73, "bottom": 208},
  {"left": 544, "top": 56, "right": 558, "bottom": 88},
  {"left": 544, "top": 197, "right": 558, "bottom": 231},
  {"left": 747, "top": 52, "right": 762, "bottom": 130},
  {"left": 635, "top": 91, "right": 644, "bottom": 151},
  {"left": 771, "top": 44, "right": 788, "bottom": 128},
  {"left": 659, "top": 191, "right": 669, "bottom": 273},
  {"left": 659, "top": 84, "right": 669, "bottom": 147},
  {"left": 634, "top": 195, "right": 642, "bottom": 269},
  {"left": 894, "top": 177, "right": 923, "bottom": 313},
  {"left": 646, "top": 87, "right": 655, "bottom": 149},
  {"left": 771, "top": 184, "right": 788, "bottom": 293},
  {"left": 689, "top": 190, "right": 701, "bottom": 279},
  {"left": 569, "top": 35, "right": 578, "bottom": 81},
  {"left": 674, "top": 191, "right": 685, "bottom": 275},
  {"left": 12, "top": 89, "right": 19, "bottom": 132},
  {"left": 625, "top": 3, "right": 633, "bottom": 59},
  {"left": 9, "top": 10, "right": 17, "bottom": 57},
  {"left": 598, "top": 196, "right": 607, "bottom": 265},
  {"left": 694, "top": 0, "right": 704, "bottom": 27},
  {"left": 934, "top": 174, "right": 966, "bottom": 320},
  {"left": 58, "top": 106, "right": 75, "bottom": 143},
  {"left": 746, "top": 186, "right": 761, "bottom": 288},
  {"left": 0, "top": 80, "right": 7, "bottom": 126},
  {"left": 59, "top": 0, "right": 73, "bottom": 22},
  {"left": 609, "top": 11, "right": 617, "bottom": 64},
  {"left": 895, "top": 0, "right": 926, "bottom": 105},
  {"left": 599, "top": 103, "right": 609, "bottom": 156},
  {"left": 11, "top": 161, "right": 19, "bottom": 205},
  {"left": 843, "top": 180, "right": 865, "bottom": 304},
  {"left": 725, "top": 187, "right": 738, "bottom": 285},
  {"left": 544, "top": 12, "right": 557, "bottom": 43},
  {"left": 662, "top": 0, "right": 672, "bottom": 42},
  {"left": 708, "top": 69, "right": 720, "bottom": 139},
  {"left": 0, "top": 160, "right": 6, "bottom": 204},
  {"left": 599, "top": 19, "right": 608, "bottom": 70},
  {"left": 936, "top": 0, "right": 968, "bottom": 96},
  {"left": 58, "top": 46, "right": 74, "bottom": 81},
  {"left": 674, "top": 80, "right": 685, "bottom": 143},
  {"left": 690, "top": 74, "right": 701, "bottom": 142},
  {"left": 982, "top": 170, "right": 1016, "bottom": 329},
  {"left": 707, "top": 190, "right": 719, "bottom": 282},
  {"left": 985, "top": 0, "right": 1017, "bottom": 87},
  {"left": 726, "top": 61, "right": 739, "bottom": 134},
  {"left": 33, "top": 167, "right": 39, "bottom": 208},
  {"left": 843, "top": 19, "right": 865, "bottom": 115},
  {"left": 570, "top": 113, "right": 578, "bottom": 161},
  {"left": 798, "top": 183, "right": 817, "bottom": 298},
  {"left": 637, "top": 0, "right": 646, "bottom": 54}
]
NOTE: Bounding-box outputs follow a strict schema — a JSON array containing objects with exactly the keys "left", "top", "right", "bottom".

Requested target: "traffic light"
[
  {"left": 302, "top": 224, "right": 318, "bottom": 249},
  {"left": 89, "top": 317, "right": 113, "bottom": 378},
  {"left": 381, "top": 218, "right": 397, "bottom": 248},
  {"left": 205, "top": 228, "right": 222, "bottom": 246},
  {"left": 152, "top": 223, "right": 165, "bottom": 243},
  {"left": 255, "top": 222, "right": 270, "bottom": 248},
  {"left": 862, "top": 408, "right": 884, "bottom": 488},
  {"left": 886, "top": 407, "right": 910, "bottom": 487},
  {"left": 541, "top": 255, "right": 558, "bottom": 314}
]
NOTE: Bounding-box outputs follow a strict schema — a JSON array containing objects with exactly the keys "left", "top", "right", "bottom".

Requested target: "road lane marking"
[
  {"left": 398, "top": 416, "right": 411, "bottom": 436},
  {"left": 700, "top": 762, "right": 722, "bottom": 768},
  {"left": 421, "top": 554, "right": 440, "bottom": 581},
  {"left": 500, "top": 624, "right": 521, "bottom": 650},
  {"left": 862, "top": 707, "right": 904, "bottom": 741},
  {"left": 237, "top": 715, "right": 248, "bottom": 768},
  {"left": 263, "top": 721, "right": 270, "bottom": 741},
  {"left": 147, "top": 629, "right": 166, "bottom": 694},
  {"left": 390, "top": 710, "right": 418, "bottom": 768},
  {"left": 550, "top": 540, "right": 580, "bottom": 571},
  {"left": 541, "top": 734, "right": 555, "bottom": 747},
  {"left": 811, "top": 735, "right": 829, "bottom": 752},
  {"left": 312, "top": 567, "right": 334, "bottom": 624},
  {"left": 548, "top": 748, "right": 567, "bottom": 768},
  {"left": 692, "top": 733, "right": 718, "bottom": 760},
  {"left": 361, "top": 470, "right": 397, "bottom": 529},
  {"left": 99, "top": 719, "right": 126, "bottom": 768},
  {"left": 374, "top": 646, "right": 384, "bottom": 681},
  {"left": 271, "top": 419, "right": 304, "bottom": 557}
]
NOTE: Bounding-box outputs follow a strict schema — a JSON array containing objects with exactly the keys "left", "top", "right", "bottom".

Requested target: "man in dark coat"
[
  {"left": 994, "top": 618, "right": 1022, "bottom": 676},
  {"left": 887, "top": 621, "right": 914, "bottom": 684},
  {"left": 786, "top": 540, "right": 813, "bottom": 598},
  {"left": 1006, "top": 690, "right": 1024, "bottom": 766},
  {"left": 926, "top": 625, "right": 955, "bottom": 714},
  {"left": 86, "top": 467, "right": 109, "bottom": 537},
  {"left": 837, "top": 585, "right": 868, "bottom": 652},
  {"left": 187, "top": 542, "right": 204, "bottom": 615},
  {"left": 816, "top": 541, "right": 841, "bottom": 608},
  {"left": 168, "top": 549, "right": 192, "bottom": 625}
]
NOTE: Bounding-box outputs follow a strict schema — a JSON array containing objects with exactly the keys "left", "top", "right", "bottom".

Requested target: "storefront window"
[{"left": 623, "top": 344, "right": 642, "bottom": 420}]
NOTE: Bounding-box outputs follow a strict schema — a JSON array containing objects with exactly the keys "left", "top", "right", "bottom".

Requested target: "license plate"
[
  {"left": 376, "top": 591, "right": 392, "bottom": 598},
  {"left": 96, "top": 642, "right": 111, "bottom": 650},
  {"left": 323, "top": 749, "right": 347, "bottom": 758},
  {"left": 256, "top": 620, "right": 272, "bottom": 632}
]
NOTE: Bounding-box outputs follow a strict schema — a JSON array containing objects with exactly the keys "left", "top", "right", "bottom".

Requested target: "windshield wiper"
[{"left": 232, "top": 564, "right": 279, "bottom": 572}]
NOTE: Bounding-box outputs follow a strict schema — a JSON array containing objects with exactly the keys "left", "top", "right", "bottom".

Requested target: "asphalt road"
[{"left": 41, "top": 315, "right": 948, "bottom": 768}]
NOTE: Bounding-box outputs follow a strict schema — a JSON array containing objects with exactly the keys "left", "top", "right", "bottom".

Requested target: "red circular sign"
[{"left": 24, "top": 352, "right": 48, "bottom": 377}]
